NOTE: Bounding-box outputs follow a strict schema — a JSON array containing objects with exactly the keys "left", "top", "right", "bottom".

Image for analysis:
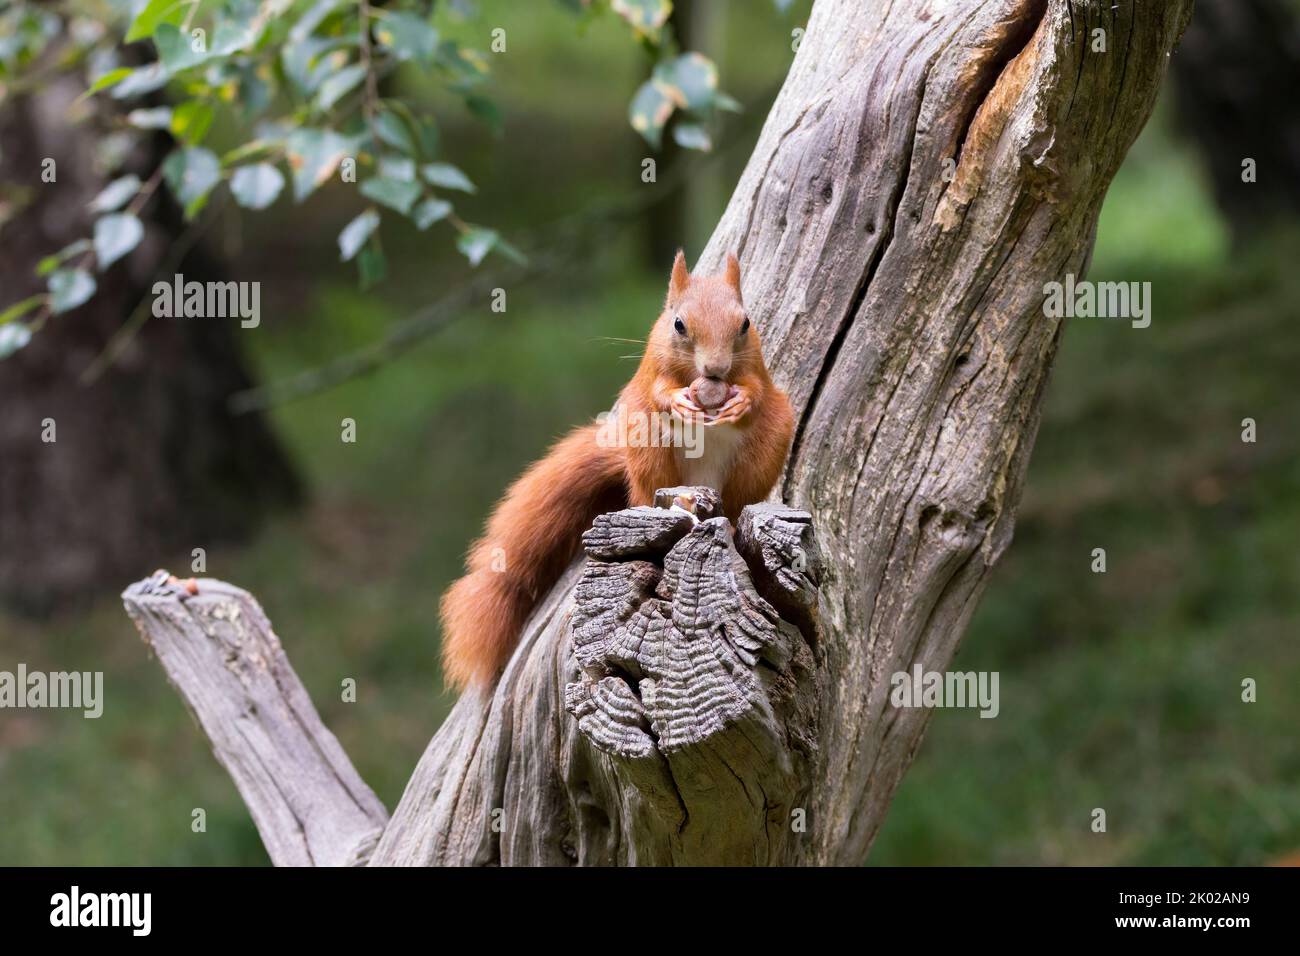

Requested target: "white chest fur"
[{"left": 676, "top": 423, "right": 745, "bottom": 494}]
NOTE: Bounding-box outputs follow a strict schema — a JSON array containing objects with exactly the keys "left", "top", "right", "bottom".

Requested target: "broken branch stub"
[
  {"left": 122, "top": 572, "right": 388, "bottom": 867},
  {"left": 564, "top": 487, "right": 821, "bottom": 864}
]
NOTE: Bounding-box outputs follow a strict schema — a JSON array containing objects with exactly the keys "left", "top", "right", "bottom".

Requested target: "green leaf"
[
  {"left": 628, "top": 80, "right": 674, "bottom": 150},
  {"left": 48, "top": 269, "right": 97, "bottom": 315},
  {"left": 93, "top": 214, "right": 144, "bottom": 270},
  {"left": 0, "top": 322, "right": 33, "bottom": 359},
  {"left": 715, "top": 91, "right": 743, "bottom": 113},
  {"left": 171, "top": 100, "right": 214, "bottom": 145},
  {"left": 229, "top": 164, "right": 285, "bottom": 210},
  {"left": 95, "top": 132, "right": 136, "bottom": 172},
  {"left": 282, "top": 36, "right": 352, "bottom": 95},
  {"left": 436, "top": 40, "right": 491, "bottom": 87},
  {"left": 672, "top": 120, "right": 712, "bottom": 152},
  {"left": 154, "top": 23, "right": 207, "bottom": 73},
  {"left": 610, "top": 0, "right": 672, "bottom": 35},
  {"left": 412, "top": 116, "right": 440, "bottom": 158},
  {"left": 232, "top": 67, "right": 272, "bottom": 119},
  {"left": 84, "top": 67, "right": 133, "bottom": 97},
  {"left": 456, "top": 226, "right": 498, "bottom": 267},
  {"left": 379, "top": 156, "right": 417, "bottom": 182},
  {"left": 316, "top": 63, "right": 367, "bottom": 111},
  {"left": 89, "top": 175, "right": 142, "bottom": 213},
  {"left": 374, "top": 12, "right": 439, "bottom": 66},
  {"left": 126, "top": 0, "right": 185, "bottom": 43},
  {"left": 111, "top": 64, "right": 169, "bottom": 99},
  {"left": 286, "top": 128, "right": 352, "bottom": 202},
  {"left": 359, "top": 176, "right": 421, "bottom": 214},
  {"left": 357, "top": 243, "right": 386, "bottom": 289},
  {"left": 220, "top": 139, "right": 275, "bottom": 166},
  {"left": 126, "top": 107, "right": 173, "bottom": 130},
  {"left": 412, "top": 198, "right": 452, "bottom": 230},
  {"left": 652, "top": 52, "right": 718, "bottom": 111},
  {"left": 420, "top": 162, "right": 475, "bottom": 193},
  {"left": 338, "top": 209, "right": 380, "bottom": 262},
  {"left": 36, "top": 240, "right": 90, "bottom": 277},
  {"left": 162, "top": 146, "right": 222, "bottom": 219},
  {"left": 496, "top": 240, "right": 528, "bottom": 266},
  {"left": 290, "top": 0, "right": 347, "bottom": 43},
  {"left": 211, "top": 19, "right": 259, "bottom": 56},
  {"left": 376, "top": 102, "right": 438, "bottom": 159},
  {"left": 0, "top": 295, "right": 45, "bottom": 327},
  {"left": 374, "top": 109, "right": 418, "bottom": 155},
  {"left": 463, "top": 93, "right": 501, "bottom": 133}
]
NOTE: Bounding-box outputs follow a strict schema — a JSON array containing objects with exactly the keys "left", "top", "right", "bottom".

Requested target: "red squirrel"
[{"left": 440, "top": 250, "right": 795, "bottom": 689}]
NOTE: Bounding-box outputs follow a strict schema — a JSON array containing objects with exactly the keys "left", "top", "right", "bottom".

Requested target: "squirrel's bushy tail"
[{"left": 440, "top": 423, "right": 627, "bottom": 689}]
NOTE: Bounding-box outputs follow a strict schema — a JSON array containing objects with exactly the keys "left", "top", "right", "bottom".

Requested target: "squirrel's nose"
[{"left": 701, "top": 360, "right": 731, "bottom": 380}]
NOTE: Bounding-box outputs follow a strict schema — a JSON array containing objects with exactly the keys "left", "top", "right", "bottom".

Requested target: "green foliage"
[
  {"left": 162, "top": 146, "right": 222, "bottom": 218},
  {"left": 629, "top": 51, "right": 739, "bottom": 151},
  {"left": 338, "top": 207, "right": 380, "bottom": 261},
  {"left": 48, "top": 268, "right": 96, "bottom": 314},
  {"left": 0, "top": 0, "right": 753, "bottom": 357},
  {"left": 0, "top": 321, "right": 34, "bottom": 358},
  {"left": 228, "top": 162, "right": 285, "bottom": 209},
  {"left": 89, "top": 175, "right": 143, "bottom": 213},
  {"left": 92, "top": 213, "right": 144, "bottom": 270}
]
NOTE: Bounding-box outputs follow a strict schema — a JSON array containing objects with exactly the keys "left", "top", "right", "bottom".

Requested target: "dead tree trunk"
[{"left": 122, "top": 0, "right": 1191, "bottom": 866}]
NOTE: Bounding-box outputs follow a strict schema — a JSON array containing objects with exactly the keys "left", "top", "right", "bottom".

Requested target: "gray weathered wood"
[
  {"left": 369, "top": 490, "right": 820, "bottom": 865},
  {"left": 128, "top": 0, "right": 1193, "bottom": 866},
  {"left": 122, "top": 572, "right": 387, "bottom": 866},
  {"left": 372, "top": 0, "right": 1192, "bottom": 866},
  {"left": 563, "top": 504, "right": 819, "bottom": 865}
]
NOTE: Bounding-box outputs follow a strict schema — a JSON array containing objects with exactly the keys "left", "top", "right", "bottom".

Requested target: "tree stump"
[{"left": 564, "top": 489, "right": 821, "bottom": 864}]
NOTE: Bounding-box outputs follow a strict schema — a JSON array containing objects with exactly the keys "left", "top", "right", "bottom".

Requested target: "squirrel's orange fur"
[{"left": 440, "top": 250, "right": 795, "bottom": 689}]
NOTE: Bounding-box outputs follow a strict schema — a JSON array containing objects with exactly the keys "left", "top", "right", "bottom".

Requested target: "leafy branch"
[{"left": 0, "top": 0, "right": 767, "bottom": 360}]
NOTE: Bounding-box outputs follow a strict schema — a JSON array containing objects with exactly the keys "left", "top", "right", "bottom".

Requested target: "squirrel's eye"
[
  {"left": 740, "top": 317, "right": 751, "bottom": 334},
  {"left": 673, "top": 316, "right": 687, "bottom": 335}
]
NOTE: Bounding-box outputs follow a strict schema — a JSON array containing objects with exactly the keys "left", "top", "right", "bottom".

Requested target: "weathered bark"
[
  {"left": 124, "top": 489, "right": 819, "bottom": 865},
  {"left": 125, "top": 0, "right": 1192, "bottom": 866},
  {"left": 123, "top": 572, "right": 387, "bottom": 866},
  {"left": 376, "top": 0, "right": 1192, "bottom": 866}
]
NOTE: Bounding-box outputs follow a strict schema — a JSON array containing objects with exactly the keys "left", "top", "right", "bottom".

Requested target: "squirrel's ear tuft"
[
  {"left": 724, "top": 252, "right": 742, "bottom": 296},
  {"left": 668, "top": 249, "right": 690, "bottom": 304}
]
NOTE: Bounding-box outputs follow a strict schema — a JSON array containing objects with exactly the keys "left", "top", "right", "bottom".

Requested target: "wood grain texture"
[
  {"left": 128, "top": 0, "right": 1192, "bottom": 866},
  {"left": 373, "top": 0, "right": 1191, "bottom": 867},
  {"left": 370, "top": 492, "right": 821, "bottom": 865},
  {"left": 122, "top": 572, "right": 386, "bottom": 866}
]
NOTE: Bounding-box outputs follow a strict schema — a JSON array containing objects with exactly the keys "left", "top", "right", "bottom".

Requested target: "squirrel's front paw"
[
  {"left": 669, "top": 386, "right": 706, "bottom": 423},
  {"left": 706, "top": 386, "right": 752, "bottom": 426}
]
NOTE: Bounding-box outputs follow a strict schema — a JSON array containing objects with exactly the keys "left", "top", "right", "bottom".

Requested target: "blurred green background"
[{"left": 1, "top": 0, "right": 1296, "bottom": 865}]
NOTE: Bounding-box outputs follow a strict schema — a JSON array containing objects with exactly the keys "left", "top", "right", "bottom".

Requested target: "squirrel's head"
[{"left": 651, "top": 250, "right": 763, "bottom": 385}]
